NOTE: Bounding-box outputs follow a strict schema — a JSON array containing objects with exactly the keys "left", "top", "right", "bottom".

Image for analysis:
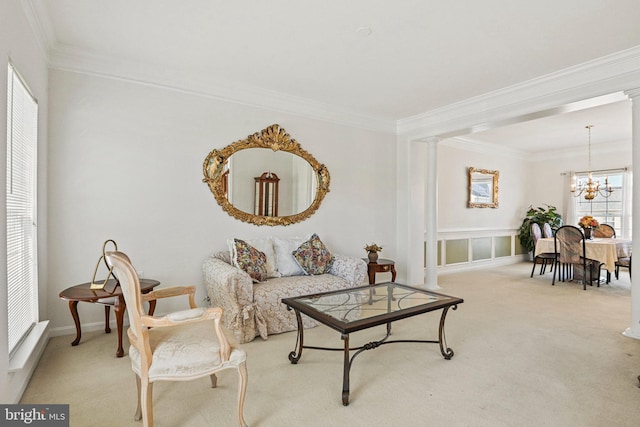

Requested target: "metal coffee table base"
[{"left": 287, "top": 305, "right": 457, "bottom": 406}]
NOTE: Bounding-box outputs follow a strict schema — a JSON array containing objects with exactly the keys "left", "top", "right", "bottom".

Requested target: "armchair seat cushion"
[{"left": 130, "top": 320, "right": 246, "bottom": 381}]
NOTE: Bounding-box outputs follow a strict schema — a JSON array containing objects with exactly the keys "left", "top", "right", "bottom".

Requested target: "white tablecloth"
[{"left": 534, "top": 237, "right": 632, "bottom": 273}]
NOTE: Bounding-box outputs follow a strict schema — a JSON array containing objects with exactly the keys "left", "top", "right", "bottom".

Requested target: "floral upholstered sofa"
[{"left": 203, "top": 234, "right": 367, "bottom": 343}]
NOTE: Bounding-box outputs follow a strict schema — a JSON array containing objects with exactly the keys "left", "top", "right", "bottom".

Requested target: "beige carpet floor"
[{"left": 21, "top": 262, "right": 640, "bottom": 427}]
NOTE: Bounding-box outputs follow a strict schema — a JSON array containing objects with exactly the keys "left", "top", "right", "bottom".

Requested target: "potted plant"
[
  {"left": 364, "top": 243, "right": 383, "bottom": 263},
  {"left": 517, "top": 205, "right": 563, "bottom": 254}
]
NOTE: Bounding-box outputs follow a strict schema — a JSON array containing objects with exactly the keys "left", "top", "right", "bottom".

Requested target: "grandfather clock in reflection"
[{"left": 254, "top": 172, "right": 279, "bottom": 216}]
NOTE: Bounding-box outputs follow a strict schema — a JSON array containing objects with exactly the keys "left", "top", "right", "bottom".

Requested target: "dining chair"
[
  {"left": 615, "top": 254, "right": 631, "bottom": 280},
  {"left": 592, "top": 223, "right": 617, "bottom": 282},
  {"left": 552, "top": 225, "right": 602, "bottom": 290},
  {"left": 530, "top": 223, "right": 556, "bottom": 277},
  {"left": 105, "top": 251, "right": 248, "bottom": 427},
  {"left": 593, "top": 223, "right": 616, "bottom": 238},
  {"left": 542, "top": 222, "right": 554, "bottom": 238}
]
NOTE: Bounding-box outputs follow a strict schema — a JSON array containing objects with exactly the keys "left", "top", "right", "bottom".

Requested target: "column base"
[{"left": 622, "top": 327, "right": 640, "bottom": 340}]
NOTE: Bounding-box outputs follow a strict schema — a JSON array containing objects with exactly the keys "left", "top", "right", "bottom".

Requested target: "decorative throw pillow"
[
  {"left": 212, "top": 250, "right": 231, "bottom": 265},
  {"left": 292, "top": 233, "right": 334, "bottom": 275},
  {"left": 228, "top": 237, "right": 279, "bottom": 278},
  {"left": 232, "top": 239, "right": 268, "bottom": 283},
  {"left": 273, "top": 236, "right": 306, "bottom": 277}
]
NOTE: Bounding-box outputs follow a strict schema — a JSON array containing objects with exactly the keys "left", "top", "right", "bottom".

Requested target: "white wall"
[
  {"left": 527, "top": 141, "right": 631, "bottom": 225},
  {"left": 1, "top": 0, "right": 49, "bottom": 403},
  {"left": 438, "top": 141, "right": 532, "bottom": 232},
  {"left": 437, "top": 138, "right": 631, "bottom": 232},
  {"left": 430, "top": 137, "right": 631, "bottom": 274},
  {"left": 46, "top": 69, "right": 397, "bottom": 335}
]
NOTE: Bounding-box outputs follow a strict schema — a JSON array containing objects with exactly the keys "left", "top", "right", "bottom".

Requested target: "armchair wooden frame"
[{"left": 105, "top": 251, "right": 248, "bottom": 427}]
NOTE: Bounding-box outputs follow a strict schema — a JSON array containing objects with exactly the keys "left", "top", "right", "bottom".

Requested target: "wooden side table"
[
  {"left": 59, "top": 278, "right": 160, "bottom": 357},
  {"left": 362, "top": 258, "right": 396, "bottom": 285}
]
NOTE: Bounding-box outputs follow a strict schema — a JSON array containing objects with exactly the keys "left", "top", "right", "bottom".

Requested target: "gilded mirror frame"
[
  {"left": 468, "top": 167, "right": 499, "bottom": 208},
  {"left": 202, "top": 124, "right": 330, "bottom": 226}
]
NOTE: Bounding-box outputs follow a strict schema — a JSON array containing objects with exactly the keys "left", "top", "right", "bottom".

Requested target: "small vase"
[
  {"left": 584, "top": 227, "right": 592, "bottom": 240},
  {"left": 368, "top": 251, "right": 379, "bottom": 263}
]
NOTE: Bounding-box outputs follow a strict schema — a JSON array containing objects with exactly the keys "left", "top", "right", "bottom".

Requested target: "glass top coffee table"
[{"left": 281, "top": 282, "right": 463, "bottom": 405}]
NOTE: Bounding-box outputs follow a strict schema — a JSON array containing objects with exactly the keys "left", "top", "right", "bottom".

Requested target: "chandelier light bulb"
[{"left": 570, "top": 125, "right": 613, "bottom": 201}]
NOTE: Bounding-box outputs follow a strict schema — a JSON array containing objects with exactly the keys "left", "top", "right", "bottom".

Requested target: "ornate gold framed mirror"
[
  {"left": 468, "top": 167, "right": 499, "bottom": 208},
  {"left": 202, "top": 124, "right": 330, "bottom": 226}
]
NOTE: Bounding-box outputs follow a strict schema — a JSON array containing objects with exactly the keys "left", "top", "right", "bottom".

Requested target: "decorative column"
[
  {"left": 623, "top": 88, "right": 640, "bottom": 339},
  {"left": 425, "top": 137, "right": 440, "bottom": 290},
  {"left": 407, "top": 139, "right": 427, "bottom": 286}
]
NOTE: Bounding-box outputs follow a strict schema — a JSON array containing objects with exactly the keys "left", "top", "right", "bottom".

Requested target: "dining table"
[{"left": 534, "top": 237, "right": 632, "bottom": 273}]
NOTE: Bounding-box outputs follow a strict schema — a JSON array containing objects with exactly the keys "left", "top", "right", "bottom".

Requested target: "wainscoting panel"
[
  {"left": 471, "top": 237, "right": 492, "bottom": 261},
  {"left": 428, "top": 229, "right": 525, "bottom": 273},
  {"left": 445, "top": 239, "right": 469, "bottom": 264},
  {"left": 495, "top": 235, "right": 512, "bottom": 258}
]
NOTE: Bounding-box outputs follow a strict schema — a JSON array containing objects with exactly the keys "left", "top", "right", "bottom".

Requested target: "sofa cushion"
[
  {"left": 253, "top": 274, "right": 352, "bottom": 335},
  {"left": 231, "top": 239, "right": 268, "bottom": 282},
  {"left": 273, "top": 236, "right": 306, "bottom": 276},
  {"left": 292, "top": 233, "right": 334, "bottom": 275},
  {"left": 228, "top": 237, "right": 279, "bottom": 278}
]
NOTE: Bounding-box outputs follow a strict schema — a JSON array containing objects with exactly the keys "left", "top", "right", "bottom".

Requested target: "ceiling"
[
  {"left": 28, "top": 0, "right": 640, "bottom": 151},
  {"left": 460, "top": 95, "right": 632, "bottom": 153}
]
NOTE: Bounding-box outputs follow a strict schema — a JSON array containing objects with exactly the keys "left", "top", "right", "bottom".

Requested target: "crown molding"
[
  {"left": 24, "top": 2, "right": 396, "bottom": 133},
  {"left": 443, "top": 135, "right": 630, "bottom": 163},
  {"left": 397, "top": 46, "right": 640, "bottom": 139},
  {"left": 23, "top": 1, "right": 640, "bottom": 139},
  {"left": 46, "top": 43, "right": 397, "bottom": 134},
  {"left": 42, "top": 41, "right": 640, "bottom": 140},
  {"left": 530, "top": 138, "right": 630, "bottom": 162},
  {"left": 441, "top": 137, "right": 529, "bottom": 160},
  {"left": 47, "top": 39, "right": 640, "bottom": 139},
  {"left": 22, "top": 0, "right": 56, "bottom": 61}
]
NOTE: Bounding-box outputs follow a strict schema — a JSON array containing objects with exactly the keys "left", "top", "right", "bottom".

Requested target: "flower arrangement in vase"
[
  {"left": 578, "top": 215, "right": 599, "bottom": 239},
  {"left": 364, "top": 243, "right": 383, "bottom": 262}
]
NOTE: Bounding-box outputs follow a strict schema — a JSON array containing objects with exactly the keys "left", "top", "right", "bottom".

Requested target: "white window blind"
[{"left": 6, "top": 62, "right": 38, "bottom": 356}]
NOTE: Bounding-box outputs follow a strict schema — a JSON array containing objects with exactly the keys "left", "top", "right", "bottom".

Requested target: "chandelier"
[{"left": 570, "top": 125, "right": 613, "bottom": 200}]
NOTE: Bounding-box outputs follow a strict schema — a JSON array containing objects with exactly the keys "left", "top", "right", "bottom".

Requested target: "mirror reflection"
[
  {"left": 202, "top": 124, "right": 330, "bottom": 226},
  {"left": 226, "top": 149, "right": 317, "bottom": 216},
  {"left": 468, "top": 167, "right": 499, "bottom": 208}
]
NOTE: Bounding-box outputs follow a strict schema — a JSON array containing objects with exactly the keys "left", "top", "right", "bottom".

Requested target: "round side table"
[{"left": 59, "top": 278, "right": 160, "bottom": 357}]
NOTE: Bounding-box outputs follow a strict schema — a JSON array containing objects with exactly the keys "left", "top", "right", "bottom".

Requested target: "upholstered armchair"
[{"left": 105, "top": 251, "right": 248, "bottom": 427}]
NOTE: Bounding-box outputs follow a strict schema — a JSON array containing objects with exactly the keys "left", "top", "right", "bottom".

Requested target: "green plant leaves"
[{"left": 517, "top": 204, "right": 564, "bottom": 253}]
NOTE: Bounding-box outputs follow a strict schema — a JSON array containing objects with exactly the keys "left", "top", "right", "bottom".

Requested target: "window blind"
[{"left": 6, "top": 62, "right": 38, "bottom": 356}]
